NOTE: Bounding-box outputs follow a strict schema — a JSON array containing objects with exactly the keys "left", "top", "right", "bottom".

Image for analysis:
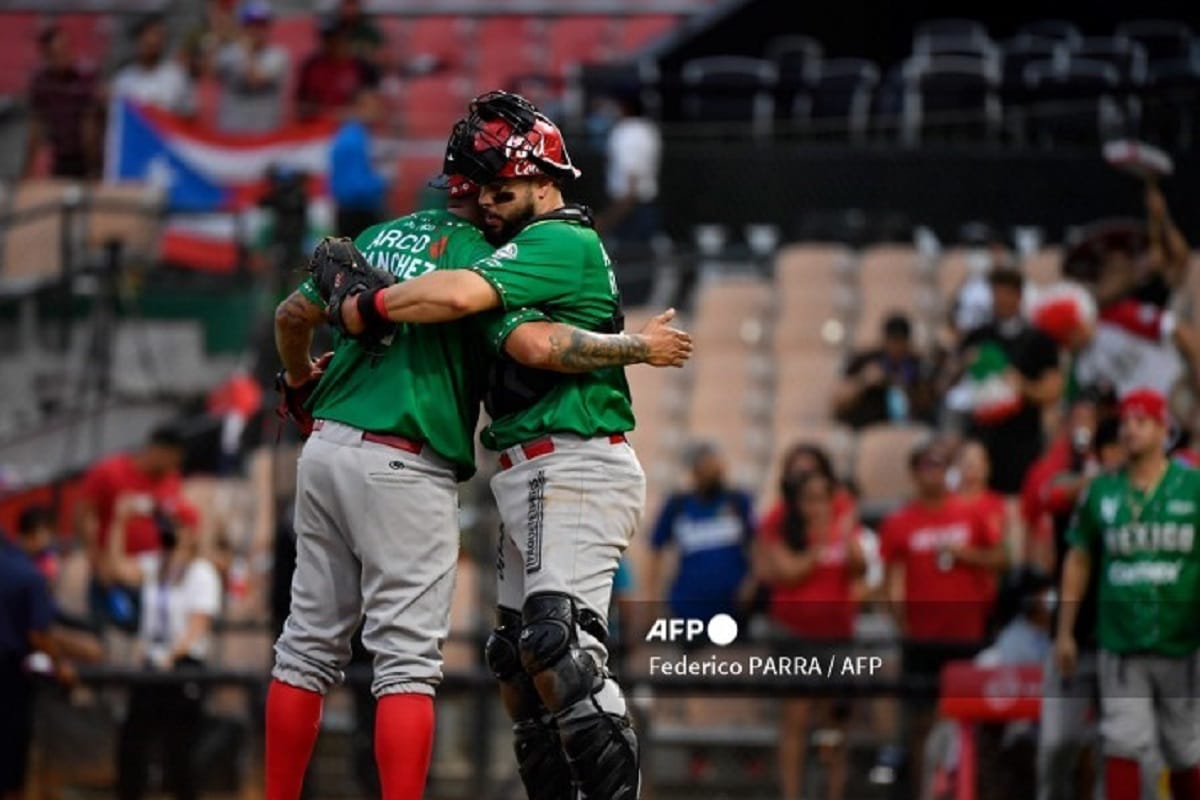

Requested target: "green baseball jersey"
[
  {"left": 297, "top": 210, "right": 494, "bottom": 480},
  {"left": 1066, "top": 460, "right": 1200, "bottom": 655},
  {"left": 469, "top": 215, "right": 635, "bottom": 451}
]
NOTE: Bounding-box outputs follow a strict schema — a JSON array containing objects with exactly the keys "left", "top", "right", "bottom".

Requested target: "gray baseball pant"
[
  {"left": 490, "top": 433, "right": 646, "bottom": 669},
  {"left": 1034, "top": 650, "right": 1163, "bottom": 800},
  {"left": 1099, "top": 648, "right": 1200, "bottom": 771},
  {"left": 272, "top": 420, "right": 460, "bottom": 698}
]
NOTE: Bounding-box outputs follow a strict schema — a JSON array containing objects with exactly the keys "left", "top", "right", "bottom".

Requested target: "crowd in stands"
[
  {"left": 641, "top": 171, "right": 1199, "bottom": 798},
  {"left": 21, "top": 1, "right": 394, "bottom": 234}
]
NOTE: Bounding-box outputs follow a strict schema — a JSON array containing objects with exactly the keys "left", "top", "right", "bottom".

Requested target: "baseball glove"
[
  {"left": 274, "top": 369, "right": 319, "bottom": 438},
  {"left": 306, "top": 236, "right": 397, "bottom": 338}
]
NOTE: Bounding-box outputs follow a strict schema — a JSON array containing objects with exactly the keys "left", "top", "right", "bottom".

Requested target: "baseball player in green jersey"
[
  {"left": 336, "top": 91, "right": 661, "bottom": 800},
  {"left": 266, "top": 163, "right": 690, "bottom": 800},
  {"left": 1055, "top": 386, "right": 1200, "bottom": 800}
]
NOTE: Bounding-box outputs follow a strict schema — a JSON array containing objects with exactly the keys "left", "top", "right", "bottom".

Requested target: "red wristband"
[{"left": 373, "top": 286, "right": 390, "bottom": 320}]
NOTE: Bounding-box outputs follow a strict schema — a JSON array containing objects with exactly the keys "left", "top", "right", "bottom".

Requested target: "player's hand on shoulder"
[{"left": 639, "top": 307, "right": 693, "bottom": 368}]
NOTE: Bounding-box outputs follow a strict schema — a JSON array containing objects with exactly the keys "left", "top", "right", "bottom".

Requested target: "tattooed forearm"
[
  {"left": 276, "top": 291, "right": 324, "bottom": 327},
  {"left": 545, "top": 325, "right": 649, "bottom": 372},
  {"left": 274, "top": 291, "right": 324, "bottom": 379}
]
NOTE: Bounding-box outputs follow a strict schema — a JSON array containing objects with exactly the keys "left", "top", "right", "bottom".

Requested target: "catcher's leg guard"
[
  {"left": 520, "top": 593, "right": 640, "bottom": 800},
  {"left": 485, "top": 606, "right": 575, "bottom": 800}
]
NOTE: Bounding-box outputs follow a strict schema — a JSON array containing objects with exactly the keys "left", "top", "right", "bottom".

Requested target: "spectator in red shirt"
[
  {"left": 294, "top": 16, "right": 380, "bottom": 122},
  {"left": 754, "top": 471, "right": 865, "bottom": 800},
  {"left": 1022, "top": 395, "right": 1102, "bottom": 574},
  {"left": 881, "top": 438, "right": 1007, "bottom": 800},
  {"left": 77, "top": 425, "right": 187, "bottom": 629},
  {"left": 953, "top": 438, "right": 1009, "bottom": 601}
]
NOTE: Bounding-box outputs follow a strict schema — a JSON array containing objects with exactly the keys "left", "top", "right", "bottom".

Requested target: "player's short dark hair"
[
  {"left": 17, "top": 505, "right": 54, "bottom": 537},
  {"left": 882, "top": 313, "right": 911, "bottom": 340},
  {"left": 147, "top": 423, "right": 186, "bottom": 451},
  {"left": 987, "top": 264, "right": 1024, "bottom": 290},
  {"left": 129, "top": 13, "right": 165, "bottom": 40},
  {"left": 685, "top": 440, "right": 720, "bottom": 469}
]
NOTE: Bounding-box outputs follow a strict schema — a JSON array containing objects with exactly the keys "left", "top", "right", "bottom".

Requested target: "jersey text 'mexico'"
[
  {"left": 470, "top": 216, "right": 635, "bottom": 451},
  {"left": 1066, "top": 460, "right": 1200, "bottom": 656},
  {"left": 297, "top": 210, "right": 493, "bottom": 480}
]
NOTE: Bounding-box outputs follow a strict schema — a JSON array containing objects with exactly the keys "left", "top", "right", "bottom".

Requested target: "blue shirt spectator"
[
  {"left": 646, "top": 443, "right": 755, "bottom": 623},
  {"left": 331, "top": 118, "right": 386, "bottom": 210},
  {"left": 330, "top": 88, "right": 388, "bottom": 237},
  {"left": 0, "top": 537, "right": 54, "bottom": 659}
]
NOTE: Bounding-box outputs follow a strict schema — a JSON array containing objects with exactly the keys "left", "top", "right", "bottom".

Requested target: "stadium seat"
[
  {"left": 901, "top": 56, "right": 1002, "bottom": 144},
  {"left": 84, "top": 182, "right": 167, "bottom": 264},
  {"left": 1, "top": 179, "right": 76, "bottom": 284},
  {"left": 55, "top": 14, "right": 113, "bottom": 68},
  {"left": 853, "top": 245, "right": 934, "bottom": 348},
  {"left": 680, "top": 55, "right": 778, "bottom": 137},
  {"left": 545, "top": 16, "right": 618, "bottom": 80},
  {"left": 935, "top": 248, "right": 975, "bottom": 306},
  {"left": 691, "top": 274, "right": 773, "bottom": 347},
  {"left": 1014, "top": 20, "right": 1083, "bottom": 48},
  {"left": 270, "top": 14, "right": 318, "bottom": 70},
  {"left": 912, "top": 35, "right": 999, "bottom": 70},
  {"left": 1022, "top": 58, "right": 1126, "bottom": 146},
  {"left": 1060, "top": 37, "right": 1148, "bottom": 87},
  {"left": 999, "top": 36, "right": 1060, "bottom": 134},
  {"left": 913, "top": 18, "right": 990, "bottom": 50},
  {"left": 853, "top": 422, "right": 934, "bottom": 514},
  {"left": 398, "top": 73, "right": 470, "bottom": 139},
  {"left": 612, "top": 14, "right": 680, "bottom": 59},
  {"left": 764, "top": 34, "right": 823, "bottom": 118},
  {"left": 406, "top": 15, "right": 476, "bottom": 72},
  {"left": 803, "top": 58, "right": 879, "bottom": 141},
  {"left": 0, "top": 12, "right": 40, "bottom": 97},
  {"left": 1143, "top": 58, "right": 1200, "bottom": 149},
  {"left": 388, "top": 153, "right": 442, "bottom": 215},
  {"left": 373, "top": 16, "right": 410, "bottom": 75},
  {"left": 773, "top": 346, "right": 845, "bottom": 426},
  {"left": 1114, "top": 19, "right": 1195, "bottom": 66},
  {"left": 774, "top": 244, "right": 855, "bottom": 348},
  {"left": 474, "top": 16, "right": 542, "bottom": 92}
]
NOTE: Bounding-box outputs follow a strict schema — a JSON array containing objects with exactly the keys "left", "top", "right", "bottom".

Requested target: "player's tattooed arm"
[
  {"left": 506, "top": 309, "right": 692, "bottom": 373},
  {"left": 275, "top": 290, "right": 326, "bottom": 384},
  {"left": 545, "top": 327, "right": 651, "bottom": 372}
]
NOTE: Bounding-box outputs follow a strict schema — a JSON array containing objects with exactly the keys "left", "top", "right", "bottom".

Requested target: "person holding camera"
[
  {"left": 104, "top": 493, "right": 221, "bottom": 800},
  {"left": 78, "top": 425, "right": 188, "bottom": 632}
]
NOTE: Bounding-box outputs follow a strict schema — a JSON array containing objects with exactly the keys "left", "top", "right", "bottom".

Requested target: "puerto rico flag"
[{"left": 104, "top": 99, "right": 337, "bottom": 272}]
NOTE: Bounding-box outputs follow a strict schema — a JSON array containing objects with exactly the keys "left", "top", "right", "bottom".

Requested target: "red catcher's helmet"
[
  {"left": 470, "top": 114, "right": 582, "bottom": 181},
  {"left": 451, "top": 91, "right": 582, "bottom": 185}
]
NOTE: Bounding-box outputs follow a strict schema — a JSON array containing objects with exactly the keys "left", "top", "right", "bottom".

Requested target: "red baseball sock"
[
  {"left": 265, "top": 680, "right": 324, "bottom": 800},
  {"left": 1170, "top": 767, "right": 1200, "bottom": 800},
  {"left": 1105, "top": 757, "right": 1141, "bottom": 800},
  {"left": 375, "top": 693, "right": 435, "bottom": 800}
]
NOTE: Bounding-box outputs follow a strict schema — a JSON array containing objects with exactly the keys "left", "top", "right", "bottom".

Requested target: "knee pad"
[
  {"left": 519, "top": 593, "right": 599, "bottom": 713},
  {"left": 521, "top": 593, "right": 640, "bottom": 799},
  {"left": 484, "top": 606, "right": 524, "bottom": 681},
  {"left": 489, "top": 605, "right": 575, "bottom": 800}
]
